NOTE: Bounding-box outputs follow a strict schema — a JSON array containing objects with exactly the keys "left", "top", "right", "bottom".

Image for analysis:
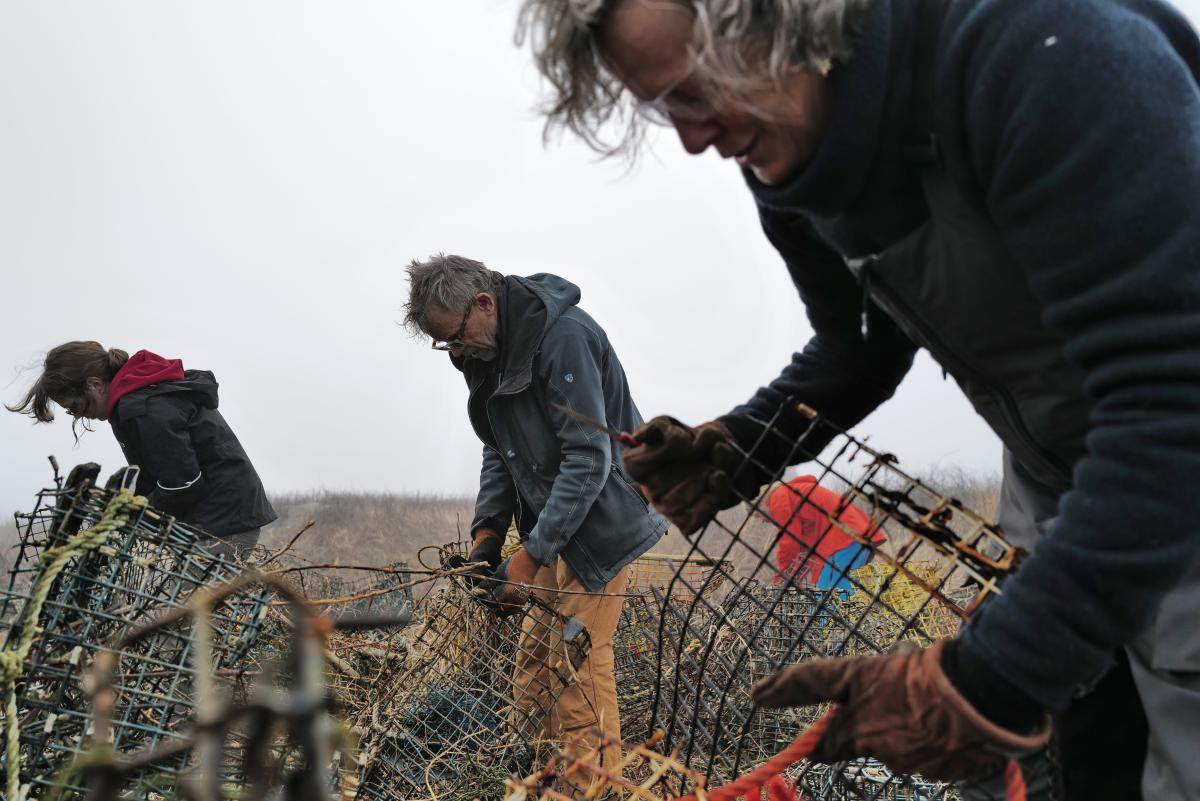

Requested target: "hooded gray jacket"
[{"left": 456, "top": 273, "right": 666, "bottom": 592}]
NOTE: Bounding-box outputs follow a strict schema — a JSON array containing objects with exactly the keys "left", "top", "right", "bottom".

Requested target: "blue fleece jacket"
[{"left": 733, "top": 0, "right": 1200, "bottom": 712}]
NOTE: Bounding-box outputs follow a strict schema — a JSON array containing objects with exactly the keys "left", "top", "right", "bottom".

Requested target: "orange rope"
[
  {"left": 1004, "top": 758, "right": 1027, "bottom": 801},
  {"left": 670, "top": 707, "right": 1029, "bottom": 801},
  {"left": 672, "top": 707, "right": 837, "bottom": 801}
]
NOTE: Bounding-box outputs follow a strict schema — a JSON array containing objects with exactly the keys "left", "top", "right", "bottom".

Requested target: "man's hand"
[
  {"left": 750, "top": 641, "right": 1051, "bottom": 782},
  {"left": 445, "top": 528, "right": 504, "bottom": 588},
  {"left": 469, "top": 528, "right": 503, "bottom": 567},
  {"left": 623, "top": 416, "right": 758, "bottom": 535},
  {"left": 472, "top": 546, "right": 541, "bottom": 617}
]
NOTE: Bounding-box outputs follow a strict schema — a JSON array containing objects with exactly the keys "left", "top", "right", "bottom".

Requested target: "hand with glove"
[
  {"left": 471, "top": 546, "right": 541, "bottom": 617},
  {"left": 446, "top": 528, "right": 504, "bottom": 588},
  {"left": 623, "top": 416, "right": 762, "bottom": 535},
  {"left": 750, "top": 640, "right": 1051, "bottom": 782}
]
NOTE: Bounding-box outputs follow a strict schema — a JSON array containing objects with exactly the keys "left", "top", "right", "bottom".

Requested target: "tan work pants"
[{"left": 513, "top": 559, "right": 627, "bottom": 770}]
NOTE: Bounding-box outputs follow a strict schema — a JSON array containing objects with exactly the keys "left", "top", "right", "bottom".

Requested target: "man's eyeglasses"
[
  {"left": 632, "top": 52, "right": 713, "bottom": 127},
  {"left": 430, "top": 303, "right": 474, "bottom": 351}
]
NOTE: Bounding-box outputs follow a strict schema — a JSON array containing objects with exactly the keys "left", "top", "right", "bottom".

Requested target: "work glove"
[
  {"left": 750, "top": 640, "right": 1052, "bottom": 782},
  {"left": 445, "top": 528, "right": 503, "bottom": 589},
  {"left": 471, "top": 546, "right": 540, "bottom": 617},
  {"left": 623, "top": 416, "right": 761, "bottom": 535}
]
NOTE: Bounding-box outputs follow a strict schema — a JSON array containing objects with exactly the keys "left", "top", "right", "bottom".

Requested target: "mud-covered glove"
[
  {"left": 471, "top": 547, "right": 540, "bottom": 617},
  {"left": 623, "top": 416, "right": 762, "bottom": 535},
  {"left": 445, "top": 528, "right": 503, "bottom": 588},
  {"left": 751, "top": 640, "right": 1052, "bottom": 782}
]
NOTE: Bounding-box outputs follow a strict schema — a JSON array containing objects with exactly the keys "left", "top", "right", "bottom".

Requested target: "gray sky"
[{"left": 4, "top": 1, "right": 1197, "bottom": 518}]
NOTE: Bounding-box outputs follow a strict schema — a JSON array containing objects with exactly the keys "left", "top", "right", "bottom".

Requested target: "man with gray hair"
[
  {"left": 515, "top": 0, "right": 1200, "bottom": 798},
  {"left": 404, "top": 253, "right": 666, "bottom": 763}
]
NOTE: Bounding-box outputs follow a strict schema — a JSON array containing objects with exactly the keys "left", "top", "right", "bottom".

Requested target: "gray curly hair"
[
  {"left": 515, "top": 0, "right": 871, "bottom": 156},
  {"left": 403, "top": 253, "right": 504, "bottom": 337}
]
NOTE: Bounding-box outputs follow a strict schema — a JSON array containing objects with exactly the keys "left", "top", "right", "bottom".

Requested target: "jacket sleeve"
[
  {"left": 123, "top": 396, "right": 209, "bottom": 515},
  {"left": 470, "top": 444, "right": 518, "bottom": 538},
  {"left": 947, "top": 0, "right": 1200, "bottom": 710},
  {"left": 520, "top": 317, "right": 614, "bottom": 567},
  {"left": 722, "top": 208, "right": 917, "bottom": 473}
]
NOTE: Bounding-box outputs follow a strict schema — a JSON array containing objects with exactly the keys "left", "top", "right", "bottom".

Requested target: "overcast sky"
[{"left": 3, "top": 1, "right": 1198, "bottom": 519}]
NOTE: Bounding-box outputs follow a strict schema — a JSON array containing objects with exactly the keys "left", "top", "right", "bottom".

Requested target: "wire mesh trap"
[
  {"left": 504, "top": 728, "right": 710, "bottom": 801},
  {"left": 257, "top": 551, "right": 418, "bottom": 718},
  {"left": 59, "top": 570, "right": 404, "bottom": 801},
  {"left": 353, "top": 573, "right": 592, "bottom": 801},
  {"left": 0, "top": 471, "right": 274, "bottom": 800},
  {"left": 635, "top": 402, "right": 1023, "bottom": 801},
  {"left": 626, "top": 554, "right": 728, "bottom": 602}
]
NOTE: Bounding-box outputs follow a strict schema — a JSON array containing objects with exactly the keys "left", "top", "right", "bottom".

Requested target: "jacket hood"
[
  {"left": 513, "top": 272, "right": 582, "bottom": 331},
  {"left": 107, "top": 351, "right": 219, "bottom": 416},
  {"left": 106, "top": 350, "right": 185, "bottom": 416},
  {"left": 497, "top": 273, "right": 581, "bottom": 394},
  {"left": 455, "top": 273, "right": 582, "bottom": 396}
]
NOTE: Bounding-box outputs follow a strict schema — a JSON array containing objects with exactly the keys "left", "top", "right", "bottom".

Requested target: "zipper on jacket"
[
  {"left": 485, "top": 373, "right": 528, "bottom": 534},
  {"left": 845, "top": 255, "right": 874, "bottom": 342},
  {"left": 867, "top": 270, "right": 1073, "bottom": 486},
  {"left": 860, "top": 259, "right": 873, "bottom": 341}
]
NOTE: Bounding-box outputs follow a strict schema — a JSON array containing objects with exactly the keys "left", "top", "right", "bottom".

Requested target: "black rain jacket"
[{"left": 109, "top": 370, "right": 276, "bottom": 537}]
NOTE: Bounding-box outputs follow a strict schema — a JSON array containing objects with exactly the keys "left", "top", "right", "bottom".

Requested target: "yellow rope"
[{"left": 0, "top": 489, "right": 147, "bottom": 800}]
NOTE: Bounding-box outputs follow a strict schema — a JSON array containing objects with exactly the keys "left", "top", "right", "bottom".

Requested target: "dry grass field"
[
  {"left": 0, "top": 467, "right": 1000, "bottom": 581},
  {"left": 261, "top": 490, "right": 478, "bottom": 569}
]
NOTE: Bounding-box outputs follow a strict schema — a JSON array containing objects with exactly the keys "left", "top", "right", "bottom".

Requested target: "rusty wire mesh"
[
  {"left": 352, "top": 566, "right": 592, "bottom": 801},
  {"left": 625, "top": 554, "right": 728, "bottom": 602},
  {"left": 504, "top": 728, "right": 709, "bottom": 801},
  {"left": 245, "top": 556, "right": 420, "bottom": 777}
]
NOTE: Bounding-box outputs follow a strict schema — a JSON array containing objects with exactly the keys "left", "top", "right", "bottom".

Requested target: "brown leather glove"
[
  {"left": 623, "top": 416, "right": 759, "bottom": 535},
  {"left": 468, "top": 528, "right": 503, "bottom": 569},
  {"left": 750, "top": 640, "right": 1052, "bottom": 782},
  {"left": 472, "top": 546, "right": 540, "bottom": 617}
]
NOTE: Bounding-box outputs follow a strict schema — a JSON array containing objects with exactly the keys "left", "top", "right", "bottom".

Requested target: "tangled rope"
[
  {"left": 0, "top": 489, "right": 147, "bottom": 801},
  {"left": 672, "top": 706, "right": 1027, "bottom": 801}
]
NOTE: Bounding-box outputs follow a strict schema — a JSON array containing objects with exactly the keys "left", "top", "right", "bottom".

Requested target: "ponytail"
[{"left": 6, "top": 341, "right": 129, "bottom": 423}]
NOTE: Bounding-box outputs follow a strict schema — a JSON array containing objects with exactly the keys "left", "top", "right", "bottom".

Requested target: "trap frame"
[
  {"left": 0, "top": 474, "right": 274, "bottom": 800},
  {"left": 353, "top": 569, "right": 592, "bottom": 801},
  {"left": 646, "top": 402, "right": 1023, "bottom": 799},
  {"left": 507, "top": 402, "right": 1023, "bottom": 801}
]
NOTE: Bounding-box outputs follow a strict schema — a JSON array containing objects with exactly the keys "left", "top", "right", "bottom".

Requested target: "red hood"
[{"left": 105, "top": 350, "right": 185, "bottom": 416}]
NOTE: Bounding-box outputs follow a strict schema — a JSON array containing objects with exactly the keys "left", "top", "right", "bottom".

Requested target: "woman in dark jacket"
[{"left": 7, "top": 341, "right": 276, "bottom": 557}]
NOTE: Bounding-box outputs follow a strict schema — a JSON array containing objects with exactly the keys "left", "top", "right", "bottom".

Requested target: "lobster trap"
[
  {"left": 504, "top": 728, "right": 710, "bottom": 801},
  {"left": 0, "top": 469, "right": 274, "bottom": 800},
  {"left": 625, "top": 554, "right": 728, "bottom": 602},
  {"left": 611, "top": 592, "right": 663, "bottom": 744},
  {"left": 636, "top": 402, "right": 1023, "bottom": 800},
  {"left": 353, "top": 571, "right": 592, "bottom": 801}
]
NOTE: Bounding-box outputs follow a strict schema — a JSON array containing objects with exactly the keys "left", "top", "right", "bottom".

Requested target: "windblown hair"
[
  {"left": 403, "top": 253, "right": 505, "bottom": 337},
  {"left": 7, "top": 341, "right": 129, "bottom": 429},
  {"left": 515, "top": 0, "right": 872, "bottom": 156}
]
